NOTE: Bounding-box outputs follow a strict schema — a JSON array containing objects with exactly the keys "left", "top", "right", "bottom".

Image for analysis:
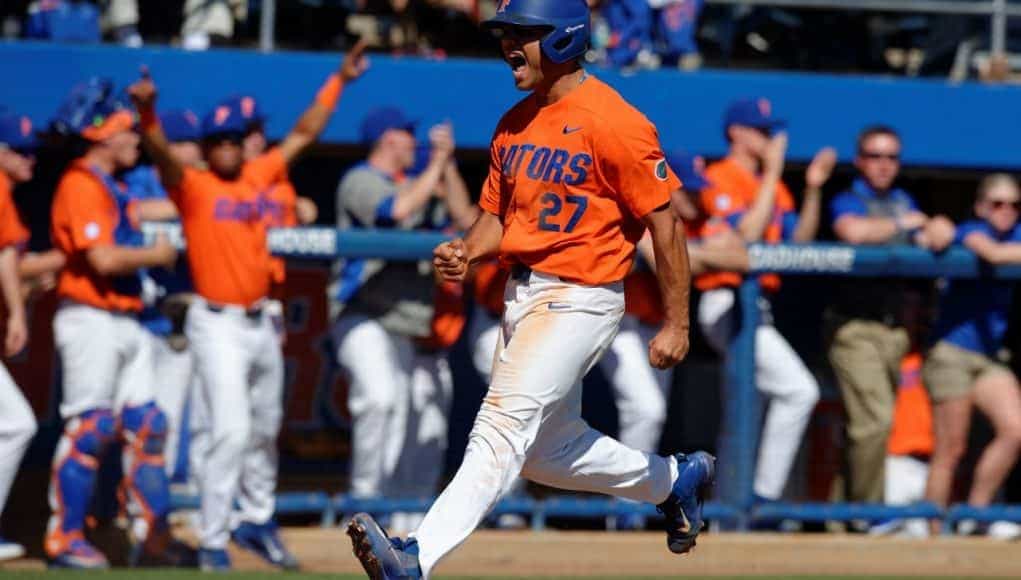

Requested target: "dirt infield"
[{"left": 5, "top": 528, "right": 1019, "bottom": 577}]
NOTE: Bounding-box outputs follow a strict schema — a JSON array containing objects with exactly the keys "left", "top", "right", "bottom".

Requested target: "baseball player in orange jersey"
[
  {"left": 0, "top": 110, "right": 39, "bottom": 562},
  {"left": 130, "top": 41, "right": 369, "bottom": 571},
  {"left": 46, "top": 80, "right": 181, "bottom": 569},
  {"left": 347, "top": 2, "right": 714, "bottom": 578}
]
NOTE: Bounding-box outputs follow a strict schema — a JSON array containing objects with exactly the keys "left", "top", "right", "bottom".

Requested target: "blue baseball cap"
[
  {"left": 0, "top": 110, "right": 39, "bottom": 151},
  {"left": 360, "top": 107, "right": 416, "bottom": 146},
  {"left": 201, "top": 100, "right": 248, "bottom": 139},
  {"left": 223, "top": 94, "right": 266, "bottom": 129},
  {"left": 667, "top": 151, "right": 709, "bottom": 193},
  {"left": 159, "top": 110, "right": 201, "bottom": 143},
  {"left": 723, "top": 97, "right": 786, "bottom": 135}
]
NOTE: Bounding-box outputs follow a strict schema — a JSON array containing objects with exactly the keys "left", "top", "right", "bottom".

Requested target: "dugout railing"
[{"left": 149, "top": 226, "right": 1021, "bottom": 533}]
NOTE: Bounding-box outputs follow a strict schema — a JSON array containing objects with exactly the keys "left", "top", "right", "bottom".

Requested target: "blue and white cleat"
[
  {"left": 198, "top": 547, "right": 232, "bottom": 572},
  {"left": 232, "top": 520, "right": 300, "bottom": 570},
  {"left": 347, "top": 512, "right": 422, "bottom": 580},
  {"left": 47, "top": 537, "right": 109, "bottom": 569},
  {"left": 657, "top": 451, "right": 716, "bottom": 555}
]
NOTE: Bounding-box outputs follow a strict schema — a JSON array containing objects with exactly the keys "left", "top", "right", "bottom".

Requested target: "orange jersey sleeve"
[
  {"left": 487, "top": 77, "right": 678, "bottom": 285},
  {"left": 888, "top": 352, "right": 934, "bottom": 456},
  {"left": 0, "top": 174, "right": 29, "bottom": 250},
  {"left": 51, "top": 162, "right": 142, "bottom": 311}
]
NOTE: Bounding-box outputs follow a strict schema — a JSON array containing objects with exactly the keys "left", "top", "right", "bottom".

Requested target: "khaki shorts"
[{"left": 922, "top": 341, "right": 1012, "bottom": 403}]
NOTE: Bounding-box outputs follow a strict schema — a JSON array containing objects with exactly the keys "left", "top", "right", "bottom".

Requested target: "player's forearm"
[
  {"left": 19, "top": 249, "right": 65, "bottom": 280},
  {"left": 464, "top": 211, "right": 504, "bottom": 265},
  {"left": 87, "top": 245, "right": 170, "bottom": 276},
  {"left": 792, "top": 188, "right": 822, "bottom": 243},
  {"left": 738, "top": 180, "right": 779, "bottom": 242},
  {"left": 834, "top": 216, "right": 899, "bottom": 245},
  {"left": 281, "top": 74, "right": 344, "bottom": 164},
  {"left": 138, "top": 113, "right": 185, "bottom": 191},
  {"left": 0, "top": 247, "right": 25, "bottom": 322},
  {"left": 689, "top": 245, "right": 750, "bottom": 273},
  {"left": 135, "top": 198, "right": 180, "bottom": 222},
  {"left": 647, "top": 210, "right": 691, "bottom": 330},
  {"left": 393, "top": 159, "right": 446, "bottom": 221}
]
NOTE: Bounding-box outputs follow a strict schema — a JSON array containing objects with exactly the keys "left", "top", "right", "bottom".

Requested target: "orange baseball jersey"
[
  {"left": 419, "top": 280, "right": 467, "bottom": 351},
  {"left": 0, "top": 172, "right": 29, "bottom": 250},
  {"left": 170, "top": 148, "right": 286, "bottom": 308},
  {"left": 699, "top": 157, "right": 796, "bottom": 292},
  {"left": 263, "top": 179, "right": 299, "bottom": 285},
  {"left": 479, "top": 76, "right": 680, "bottom": 285},
  {"left": 888, "top": 352, "right": 934, "bottom": 457},
  {"left": 51, "top": 160, "right": 143, "bottom": 312},
  {"left": 624, "top": 269, "right": 664, "bottom": 326}
]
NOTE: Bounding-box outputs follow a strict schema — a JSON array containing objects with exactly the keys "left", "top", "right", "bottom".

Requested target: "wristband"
[{"left": 315, "top": 74, "right": 344, "bottom": 112}]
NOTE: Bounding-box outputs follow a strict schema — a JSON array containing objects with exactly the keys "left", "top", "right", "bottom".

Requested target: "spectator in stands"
[
  {"left": 698, "top": 98, "right": 835, "bottom": 507},
  {"left": 100, "top": 0, "right": 141, "bottom": 46},
  {"left": 329, "top": 109, "right": 475, "bottom": 533},
  {"left": 827, "top": 125, "right": 955, "bottom": 507},
  {"left": 24, "top": 0, "right": 101, "bottom": 43},
  {"left": 182, "top": 0, "right": 245, "bottom": 50},
  {"left": 652, "top": 0, "right": 703, "bottom": 69},
  {"left": 922, "top": 174, "right": 1021, "bottom": 539}
]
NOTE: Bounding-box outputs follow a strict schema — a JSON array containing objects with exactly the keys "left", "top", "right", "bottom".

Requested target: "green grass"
[{"left": 1, "top": 574, "right": 1016, "bottom": 580}]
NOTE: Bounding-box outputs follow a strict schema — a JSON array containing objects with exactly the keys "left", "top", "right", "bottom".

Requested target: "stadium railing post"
[{"left": 715, "top": 276, "right": 763, "bottom": 531}]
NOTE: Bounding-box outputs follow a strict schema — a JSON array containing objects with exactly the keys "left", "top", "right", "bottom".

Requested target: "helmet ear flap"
[{"left": 540, "top": 24, "right": 589, "bottom": 64}]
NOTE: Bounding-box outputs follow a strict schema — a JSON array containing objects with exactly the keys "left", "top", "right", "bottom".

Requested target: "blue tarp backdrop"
[{"left": 2, "top": 41, "right": 1021, "bottom": 169}]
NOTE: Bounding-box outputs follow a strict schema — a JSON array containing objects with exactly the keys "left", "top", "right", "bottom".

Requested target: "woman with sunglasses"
[{"left": 922, "top": 173, "right": 1021, "bottom": 538}]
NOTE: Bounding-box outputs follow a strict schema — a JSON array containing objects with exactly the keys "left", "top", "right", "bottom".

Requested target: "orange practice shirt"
[
  {"left": 699, "top": 157, "right": 795, "bottom": 292},
  {"left": 888, "top": 352, "right": 934, "bottom": 457},
  {"left": 171, "top": 148, "right": 286, "bottom": 308},
  {"left": 51, "top": 160, "right": 144, "bottom": 312},
  {"left": 0, "top": 173, "right": 29, "bottom": 250},
  {"left": 479, "top": 76, "right": 680, "bottom": 285}
]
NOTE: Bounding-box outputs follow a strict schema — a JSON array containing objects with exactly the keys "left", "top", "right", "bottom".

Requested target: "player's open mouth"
[{"left": 506, "top": 52, "right": 527, "bottom": 71}]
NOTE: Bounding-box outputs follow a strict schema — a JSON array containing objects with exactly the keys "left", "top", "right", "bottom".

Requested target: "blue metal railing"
[{"left": 165, "top": 229, "right": 1021, "bottom": 532}]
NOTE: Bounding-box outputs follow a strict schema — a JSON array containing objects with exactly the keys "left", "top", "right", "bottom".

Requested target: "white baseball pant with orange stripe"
[{"left": 412, "top": 270, "right": 679, "bottom": 578}]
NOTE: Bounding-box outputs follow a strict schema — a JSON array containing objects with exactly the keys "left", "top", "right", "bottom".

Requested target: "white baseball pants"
[
  {"left": 151, "top": 336, "right": 195, "bottom": 479},
  {"left": 53, "top": 302, "right": 156, "bottom": 418},
  {"left": 0, "top": 364, "right": 36, "bottom": 518},
  {"left": 187, "top": 299, "right": 283, "bottom": 549},
  {"left": 698, "top": 288, "right": 819, "bottom": 500},
  {"left": 473, "top": 308, "right": 670, "bottom": 454},
  {"left": 412, "top": 271, "right": 679, "bottom": 578},
  {"left": 331, "top": 315, "right": 452, "bottom": 501}
]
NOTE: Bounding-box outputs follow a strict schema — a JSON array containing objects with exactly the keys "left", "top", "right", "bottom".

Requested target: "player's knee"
[
  {"left": 69, "top": 408, "right": 117, "bottom": 458},
  {"left": 121, "top": 402, "right": 168, "bottom": 456},
  {"left": 214, "top": 420, "right": 250, "bottom": 455}
]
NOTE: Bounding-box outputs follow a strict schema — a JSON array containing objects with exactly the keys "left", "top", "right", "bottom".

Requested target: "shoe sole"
[
  {"left": 347, "top": 514, "right": 385, "bottom": 580},
  {"left": 669, "top": 452, "right": 717, "bottom": 556}
]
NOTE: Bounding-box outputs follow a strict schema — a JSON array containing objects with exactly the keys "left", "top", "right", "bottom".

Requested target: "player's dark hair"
[{"left": 856, "top": 125, "right": 900, "bottom": 155}]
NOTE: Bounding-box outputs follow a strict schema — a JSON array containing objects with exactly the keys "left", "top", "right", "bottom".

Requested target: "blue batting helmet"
[{"left": 482, "top": 0, "right": 590, "bottom": 64}]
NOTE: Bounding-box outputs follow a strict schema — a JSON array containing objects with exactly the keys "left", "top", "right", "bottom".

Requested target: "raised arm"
[
  {"left": 737, "top": 133, "right": 786, "bottom": 242},
  {"left": 129, "top": 71, "right": 185, "bottom": 192},
  {"left": 790, "top": 147, "right": 835, "bottom": 243},
  {"left": 278, "top": 40, "right": 369, "bottom": 164},
  {"left": 643, "top": 205, "right": 691, "bottom": 369},
  {"left": 392, "top": 123, "right": 454, "bottom": 222}
]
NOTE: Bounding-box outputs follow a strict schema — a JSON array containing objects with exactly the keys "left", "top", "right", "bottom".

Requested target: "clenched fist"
[{"left": 434, "top": 238, "right": 468, "bottom": 282}]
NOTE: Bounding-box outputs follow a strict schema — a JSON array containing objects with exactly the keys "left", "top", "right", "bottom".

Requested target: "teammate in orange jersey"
[
  {"left": 129, "top": 41, "right": 368, "bottom": 571},
  {"left": 0, "top": 110, "right": 40, "bottom": 563},
  {"left": 697, "top": 98, "right": 836, "bottom": 507},
  {"left": 347, "top": 3, "right": 714, "bottom": 578},
  {"left": 46, "top": 80, "right": 180, "bottom": 569}
]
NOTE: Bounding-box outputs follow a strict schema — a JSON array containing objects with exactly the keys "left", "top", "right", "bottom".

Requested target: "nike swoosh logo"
[{"left": 562, "top": 126, "right": 583, "bottom": 135}]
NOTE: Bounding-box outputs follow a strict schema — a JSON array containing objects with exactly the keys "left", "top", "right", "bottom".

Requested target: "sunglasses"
[
  {"left": 859, "top": 151, "right": 900, "bottom": 162},
  {"left": 988, "top": 199, "right": 1021, "bottom": 210},
  {"left": 492, "top": 25, "right": 549, "bottom": 42}
]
